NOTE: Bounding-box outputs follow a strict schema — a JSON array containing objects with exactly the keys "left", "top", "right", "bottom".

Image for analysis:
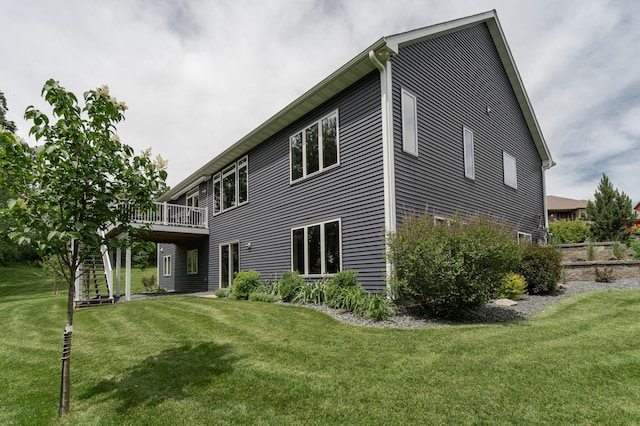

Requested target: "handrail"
[
  {"left": 124, "top": 202, "right": 208, "bottom": 229},
  {"left": 98, "top": 230, "right": 114, "bottom": 299}
]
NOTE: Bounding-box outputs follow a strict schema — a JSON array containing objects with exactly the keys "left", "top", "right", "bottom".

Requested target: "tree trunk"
[{"left": 59, "top": 273, "right": 75, "bottom": 416}]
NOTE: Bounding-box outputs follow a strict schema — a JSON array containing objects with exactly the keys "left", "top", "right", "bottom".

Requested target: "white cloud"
[{"left": 1, "top": 0, "right": 639, "bottom": 204}]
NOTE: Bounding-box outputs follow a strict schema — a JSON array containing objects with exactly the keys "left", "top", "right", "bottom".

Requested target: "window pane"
[
  {"left": 463, "top": 128, "right": 475, "bottom": 179},
  {"left": 223, "top": 170, "right": 236, "bottom": 210},
  {"left": 238, "top": 164, "right": 248, "bottom": 204},
  {"left": 290, "top": 132, "right": 303, "bottom": 181},
  {"left": 187, "top": 188, "right": 199, "bottom": 207},
  {"left": 402, "top": 90, "right": 418, "bottom": 155},
  {"left": 213, "top": 177, "right": 221, "bottom": 214},
  {"left": 322, "top": 114, "right": 338, "bottom": 168},
  {"left": 324, "top": 221, "right": 340, "bottom": 274},
  {"left": 221, "top": 245, "right": 230, "bottom": 288},
  {"left": 503, "top": 152, "right": 517, "bottom": 188},
  {"left": 308, "top": 224, "right": 321, "bottom": 274},
  {"left": 292, "top": 228, "right": 305, "bottom": 273},
  {"left": 231, "top": 243, "right": 239, "bottom": 278},
  {"left": 187, "top": 249, "right": 198, "bottom": 275},
  {"left": 163, "top": 256, "right": 171, "bottom": 276},
  {"left": 306, "top": 123, "right": 319, "bottom": 175}
]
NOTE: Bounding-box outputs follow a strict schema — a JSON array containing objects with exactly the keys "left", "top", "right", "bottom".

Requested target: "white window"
[
  {"left": 401, "top": 88, "right": 418, "bottom": 156},
  {"left": 163, "top": 255, "right": 171, "bottom": 276},
  {"left": 219, "top": 242, "right": 239, "bottom": 288},
  {"left": 503, "top": 152, "right": 517, "bottom": 189},
  {"left": 292, "top": 219, "right": 341, "bottom": 276},
  {"left": 463, "top": 127, "right": 475, "bottom": 179},
  {"left": 517, "top": 232, "right": 532, "bottom": 244},
  {"left": 213, "top": 156, "right": 248, "bottom": 215},
  {"left": 290, "top": 111, "right": 339, "bottom": 182},
  {"left": 186, "top": 187, "right": 199, "bottom": 207},
  {"left": 187, "top": 249, "right": 198, "bottom": 275},
  {"left": 434, "top": 216, "right": 450, "bottom": 226},
  {"left": 213, "top": 174, "right": 221, "bottom": 214}
]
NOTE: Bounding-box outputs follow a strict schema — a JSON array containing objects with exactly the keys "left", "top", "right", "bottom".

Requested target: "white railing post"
[
  {"left": 163, "top": 202, "right": 168, "bottom": 225},
  {"left": 204, "top": 206, "right": 208, "bottom": 229}
]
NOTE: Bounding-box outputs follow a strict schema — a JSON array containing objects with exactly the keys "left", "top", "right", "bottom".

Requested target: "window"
[
  {"left": 291, "top": 219, "right": 341, "bottom": 276},
  {"left": 213, "top": 156, "right": 248, "bottom": 215},
  {"left": 163, "top": 255, "right": 171, "bottom": 276},
  {"left": 220, "top": 242, "right": 239, "bottom": 288},
  {"left": 503, "top": 152, "right": 517, "bottom": 189},
  {"left": 186, "top": 187, "right": 199, "bottom": 207},
  {"left": 517, "top": 232, "right": 532, "bottom": 244},
  {"left": 463, "top": 127, "right": 475, "bottom": 179},
  {"left": 290, "top": 111, "right": 339, "bottom": 182},
  {"left": 434, "top": 216, "right": 450, "bottom": 226},
  {"left": 187, "top": 249, "right": 198, "bottom": 275},
  {"left": 401, "top": 88, "right": 418, "bottom": 156},
  {"left": 213, "top": 174, "right": 221, "bottom": 214}
]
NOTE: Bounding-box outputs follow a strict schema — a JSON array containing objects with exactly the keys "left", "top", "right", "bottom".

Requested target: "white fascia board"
[{"left": 384, "top": 10, "right": 498, "bottom": 52}]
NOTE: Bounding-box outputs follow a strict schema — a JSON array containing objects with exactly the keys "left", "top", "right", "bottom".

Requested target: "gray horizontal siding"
[
  {"left": 157, "top": 243, "right": 176, "bottom": 291},
  {"left": 392, "top": 23, "right": 545, "bottom": 239},
  {"left": 208, "top": 71, "right": 387, "bottom": 291},
  {"left": 158, "top": 237, "right": 209, "bottom": 292}
]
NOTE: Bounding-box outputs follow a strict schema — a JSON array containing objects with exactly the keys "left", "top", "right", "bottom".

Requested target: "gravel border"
[{"left": 303, "top": 278, "right": 640, "bottom": 328}]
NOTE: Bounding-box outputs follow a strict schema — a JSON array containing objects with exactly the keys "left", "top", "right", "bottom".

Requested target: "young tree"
[
  {"left": 586, "top": 174, "right": 633, "bottom": 242},
  {"left": 0, "top": 79, "right": 167, "bottom": 415}
]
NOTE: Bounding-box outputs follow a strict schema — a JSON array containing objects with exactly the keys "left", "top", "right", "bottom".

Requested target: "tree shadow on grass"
[{"left": 79, "top": 341, "right": 240, "bottom": 411}]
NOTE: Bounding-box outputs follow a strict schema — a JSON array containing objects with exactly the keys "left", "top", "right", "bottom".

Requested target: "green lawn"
[{"left": 2, "top": 264, "right": 640, "bottom": 425}]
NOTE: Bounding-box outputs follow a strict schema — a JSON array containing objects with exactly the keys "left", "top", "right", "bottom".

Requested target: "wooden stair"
[{"left": 74, "top": 255, "right": 114, "bottom": 309}]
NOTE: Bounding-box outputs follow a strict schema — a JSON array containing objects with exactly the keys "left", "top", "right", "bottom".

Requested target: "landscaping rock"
[{"left": 494, "top": 299, "right": 518, "bottom": 307}]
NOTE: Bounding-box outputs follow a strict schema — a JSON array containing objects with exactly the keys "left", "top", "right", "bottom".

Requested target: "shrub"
[
  {"left": 586, "top": 240, "right": 596, "bottom": 261},
  {"left": 248, "top": 292, "right": 279, "bottom": 303},
  {"left": 231, "top": 270, "right": 261, "bottom": 300},
  {"left": 325, "top": 270, "right": 358, "bottom": 308},
  {"left": 387, "top": 213, "right": 520, "bottom": 318},
  {"left": 519, "top": 244, "right": 562, "bottom": 295},
  {"left": 141, "top": 274, "right": 156, "bottom": 292},
  {"left": 630, "top": 239, "right": 640, "bottom": 259},
  {"left": 278, "top": 271, "right": 305, "bottom": 303},
  {"left": 215, "top": 288, "right": 230, "bottom": 298},
  {"left": 549, "top": 220, "right": 590, "bottom": 244},
  {"left": 497, "top": 273, "right": 527, "bottom": 300},
  {"left": 612, "top": 241, "right": 627, "bottom": 259},
  {"left": 254, "top": 280, "right": 278, "bottom": 296},
  {"left": 333, "top": 285, "right": 366, "bottom": 311},
  {"left": 595, "top": 267, "right": 615, "bottom": 283},
  {"left": 354, "top": 292, "right": 395, "bottom": 320},
  {"left": 292, "top": 279, "right": 328, "bottom": 305}
]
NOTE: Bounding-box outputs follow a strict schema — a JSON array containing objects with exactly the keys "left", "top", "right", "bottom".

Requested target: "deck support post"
[
  {"left": 115, "top": 247, "right": 121, "bottom": 298},
  {"left": 125, "top": 247, "right": 131, "bottom": 301}
]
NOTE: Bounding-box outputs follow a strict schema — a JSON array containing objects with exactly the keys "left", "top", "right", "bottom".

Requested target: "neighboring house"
[
  {"left": 547, "top": 195, "right": 588, "bottom": 222},
  {"left": 148, "top": 10, "right": 554, "bottom": 293}
]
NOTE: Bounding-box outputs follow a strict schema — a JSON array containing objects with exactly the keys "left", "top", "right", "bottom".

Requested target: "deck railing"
[{"left": 124, "top": 202, "right": 208, "bottom": 229}]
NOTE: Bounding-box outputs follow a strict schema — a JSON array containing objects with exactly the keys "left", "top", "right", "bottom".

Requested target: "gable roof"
[
  {"left": 159, "top": 9, "right": 553, "bottom": 202},
  {"left": 547, "top": 195, "right": 589, "bottom": 211}
]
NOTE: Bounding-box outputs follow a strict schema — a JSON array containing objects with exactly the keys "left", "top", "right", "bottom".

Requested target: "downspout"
[
  {"left": 541, "top": 159, "right": 555, "bottom": 243},
  {"left": 369, "top": 48, "right": 396, "bottom": 289}
]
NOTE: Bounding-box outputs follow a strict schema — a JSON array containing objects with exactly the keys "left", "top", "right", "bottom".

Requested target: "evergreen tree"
[{"left": 586, "top": 174, "right": 633, "bottom": 242}]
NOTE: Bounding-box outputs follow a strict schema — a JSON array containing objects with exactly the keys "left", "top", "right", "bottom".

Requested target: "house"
[
  {"left": 547, "top": 195, "right": 588, "bottom": 222},
  {"left": 148, "top": 10, "right": 554, "bottom": 293}
]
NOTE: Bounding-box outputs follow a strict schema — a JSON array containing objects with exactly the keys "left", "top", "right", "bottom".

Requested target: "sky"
[{"left": 1, "top": 0, "right": 639, "bottom": 204}]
